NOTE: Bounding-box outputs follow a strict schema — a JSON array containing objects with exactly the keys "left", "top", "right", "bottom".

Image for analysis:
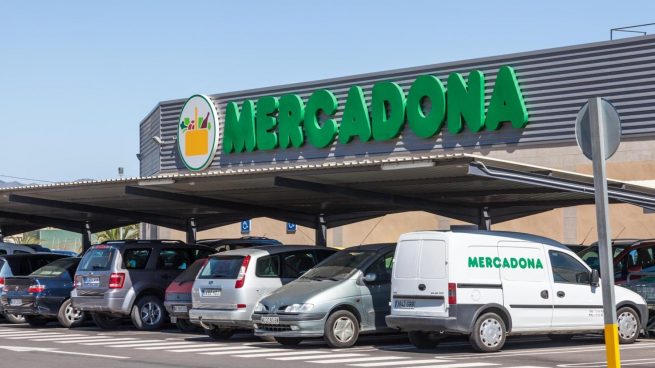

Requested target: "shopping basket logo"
[{"left": 177, "top": 95, "right": 219, "bottom": 171}]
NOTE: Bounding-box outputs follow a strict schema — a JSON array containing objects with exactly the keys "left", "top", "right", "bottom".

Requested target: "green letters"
[
  {"left": 305, "top": 89, "right": 338, "bottom": 148},
  {"left": 493, "top": 257, "right": 501, "bottom": 268},
  {"left": 371, "top": 81, "right": 406, "bottom": 141},
  {"left": 223, "top": 100, "right": 257, "bottom": 153},
  {"left": 536, "top": 259, "right": 544, "bottom": 269},
  {"left": 447, "top": 70, "right": 485, "bottom": 134},
  {"left": 468, "top": 257, "right": 478, "bottom": 267},
  {"left": 510, "top": 258, "right": 518, "bottom": 268},
  {"left": 255, "top": 96, "right": 279, "bottom": 151},
  {"left": 503, "top": 258, "right": 510, "bottom": 268},
  {"left": 406, "top": 75, "right": 446, "bottom": 138},
  {"left": 485, "top": 66, "right": 528, "bottom": 130},
  {"left": 339, "top": 86, "right": 372, "bottom": 144},
  {"left": 527, "top": 258, "right": 535, "bottom": 269},
  {"left": 278, "top": 94, "right": 305, "bottom": 149}
]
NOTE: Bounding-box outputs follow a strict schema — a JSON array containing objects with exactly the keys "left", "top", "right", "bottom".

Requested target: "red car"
[{"left": 164, "top": 258, "right": 207, "bottom": 331}]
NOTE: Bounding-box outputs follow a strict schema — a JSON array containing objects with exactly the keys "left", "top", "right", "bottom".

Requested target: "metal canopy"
[{"left": 1, "top": 153, "right": 654, "bottom": 240}]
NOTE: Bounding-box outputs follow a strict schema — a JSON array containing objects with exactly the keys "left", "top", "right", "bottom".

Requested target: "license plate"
[
  {"left": 170, "top": 316, "right": 177, "bottom": 323},
  {"left": 9, "top": 299, "right": 22, "bottom": 306},
  {"left": 202, "top": 288, "right": 221, "bottom": 297},
  {"left": 261, "top": 316, "right": 279, "bottom": 325},
  {"left": 394, "top": 299, "right": 416, "bottom": 309},
  {"left": 84, "top": 276, "right": 100, "bottom": 286},
  {"left": 173, "top": 305, "right": 188, "bottom": 313}
]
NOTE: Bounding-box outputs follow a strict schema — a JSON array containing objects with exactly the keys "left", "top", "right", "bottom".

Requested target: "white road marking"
[
  {"left": 0, "top": 331, "right": 48, "bottom": 337},
  {"left": 106, "top": 341, "right": 194, "bottom": 348},
  {"left": 399, "top": 364, "right": 498, "bottom": 368},
  {"left": 137, "top": 344, "right": 211, "bottom": 350},
  {"left": 273, "top": 353, "right": 366, "bottom": 361},
  {"left": 7, "top": 333, "right": 66, "bottom": 339},
  {"left": 352, "top": 359, "right": 453, "bottom": 367},
  {"left": 168, "top": 346, "right": 240, "bottom": 353},
  {"left": 28, "top": 334, "right": 87, "bottom": 341},
  {"left": 308, "top": 356, "right": 407, "bottom": 364},
  {"left": 103, "top": 340, "right": 166, "bottom": 347},
  {"left": 234, "top": 350, "right": 323, "bottom": 358},
  {"left": 55, "top": 336, "right": 130, "bottom": 343},
  {"left": 558, "top": 358, "right": 655, "bottom": 367},
  {"left": 0, "top": 345, "right": 129, "bottom": 359},
  {"left": 82, "top": 338, "right": 140, "bottom": 345},
  {"left": 199, "top": 346, "right": 264, "bottom": 355},
  {"left": 439, "top": 342, "right": 655, "bottom": 360},
  {"left": 201, "top": 348, "right": 283, "bottom": 355}
]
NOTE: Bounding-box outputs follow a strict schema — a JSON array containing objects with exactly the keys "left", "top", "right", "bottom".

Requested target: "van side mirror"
[
  {"left": 363, "top": 273, "right": 377, "bottom": 283},
  {"left": 590, "top": 269, "right": 600, "bottom": 287}
]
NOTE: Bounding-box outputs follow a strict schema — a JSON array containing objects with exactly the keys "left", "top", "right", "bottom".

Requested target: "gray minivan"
[{"left": 253, "top": 243, "right": 396, "bottom": 348}]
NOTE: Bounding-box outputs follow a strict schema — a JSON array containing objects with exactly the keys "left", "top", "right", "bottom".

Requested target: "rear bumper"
[
  {"left": 71, "top": 295, "right": 129, "bottom": 315},
  {"left": 386, "top": 315, "right": 467, "bottom": 334},
  {"left": 164, "top": 301, "right": 192, "bottom": 319},
  {"left": 1, "top": 296, "right": 62, "bottom": 317},
  {"left": 189, "top": 308, "right": 253, "bottom": 329},
  {"left": 252, "top": 313, "right": 327, "bottom": 338}
]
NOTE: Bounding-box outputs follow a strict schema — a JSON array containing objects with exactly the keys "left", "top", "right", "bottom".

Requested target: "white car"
[{"left": 386, "top": 230, "right": 647, "bottom": 352}]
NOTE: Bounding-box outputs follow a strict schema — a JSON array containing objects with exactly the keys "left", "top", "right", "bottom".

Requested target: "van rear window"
[
  {"left": 79, "top": 247, "right": 115, "bottom": 271},
  {"left": 198, "top": 256, "right": 243, "bottom": 279}
]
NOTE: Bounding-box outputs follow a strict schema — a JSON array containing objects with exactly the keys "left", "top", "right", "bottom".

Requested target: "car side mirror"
[
  {"left": 363, "top": 273, "right": 377, "bottom": 283},
  {"left": 590, "top": 269, "right": 600, "bottom": 287}
]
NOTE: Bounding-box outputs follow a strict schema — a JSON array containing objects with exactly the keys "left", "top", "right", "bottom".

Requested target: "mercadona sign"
[{"left": 178, "top": 65, "right": 528, "bottom": 169}]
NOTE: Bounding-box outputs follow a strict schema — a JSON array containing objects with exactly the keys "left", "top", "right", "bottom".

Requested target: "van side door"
[
  {"left": 498, "top": 242, "right": 553, "bottom": 332},
  {"left": 547, "top": 249, "right": 603, "bottom": 329},
  {"left": 360, "top": 251, "right": 395, "bottom": 330}
]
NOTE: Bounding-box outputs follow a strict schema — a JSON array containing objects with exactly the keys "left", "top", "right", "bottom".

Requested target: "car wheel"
[
  {"left": 90, "top": 312, "right": 122, "bottom": 329},
  {"left": 206, "top": 326, "right": 234, "bottom": 340},
  {"left": 175, "top": 318, "right": 198, "bottom": 332},
  {"left": 408, "top": 331, "right": 444, "bottom": 349},
  {"left": 3, "top": 313, "right": 25, "bottom": 324},
  {"left": 547, "top": 334, "right": 574, "bottom": 342},
  {"left": 324, "top": 310, "right": 360, "bottom": 348},
  {"left": 617, "top": 306, "right": 640, "bottom": 344},
  {"left": 131, "top": 295, "right": 166, "bottom": 331},
  {"left": 57, "top": 299, "right": 86, "bottom": 328},
  {"left": 469, "top": 312, "right": 506, "bottom": 353},
  {"left": 275, "top": 337, "right": 303, "bottom": 346},
  {"left": 24, "top": 315, "right": 49, "bottom": 327}
]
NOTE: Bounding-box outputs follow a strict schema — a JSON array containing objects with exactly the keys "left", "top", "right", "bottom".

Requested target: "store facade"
[{"left": 139, "top": 35, "right": 655, "bottom": 246}]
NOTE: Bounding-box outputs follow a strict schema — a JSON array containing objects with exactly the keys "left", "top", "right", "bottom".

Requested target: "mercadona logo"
[{"left": 177, "top": 95, "right": 219, "bottom": 171}]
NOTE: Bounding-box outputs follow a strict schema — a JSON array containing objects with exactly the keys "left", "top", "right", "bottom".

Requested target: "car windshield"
[
  {"left": 198, "top": 256, "right": 244, "bottom": 279},
  {"left": 579, "top": 245, "right": 630, "bottom": 271},
  {"left": 30, "top": 258, "right": 78, "bottom": 277},
  {"left": 78, "top": 246, "right": 115, "bottom": 271},
  {"left": 301, "top": 250, "right": 373, "bottom": 281},
  {"left": 174, "top": 258, "right": 207, "bottom": 283}
]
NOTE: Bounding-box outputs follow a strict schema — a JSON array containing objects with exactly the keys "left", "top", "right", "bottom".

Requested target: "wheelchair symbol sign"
[
  {"left": 241, "top": 220, "right": 251, "bottom": 234},
  {"left": 286, "top": 222, "right": 297, "bottom": 234}
]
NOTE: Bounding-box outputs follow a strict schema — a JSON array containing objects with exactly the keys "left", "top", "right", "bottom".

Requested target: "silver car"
[
  {"left": 189, "top": 245, "right": 336, "bottom": 339},
  {"left": 253, "top": 243, "right": 396, "bottom": 348}
]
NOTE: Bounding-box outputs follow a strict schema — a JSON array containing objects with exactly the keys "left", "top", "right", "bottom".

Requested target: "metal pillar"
[
  {"left": 0, "top": 226, "right": 4, "bottom": 242},
  {"left": 186, "top": 218, "right": 197, "bottom": 244},
  {"left": 315, "top": 213, "right": 327, "bottom": 247},
  {"left": 478, "top": 207, "right": 491, "bottom": 230},
  {"left": 81, "top": 222, "right": 92, "bottom": 252}
]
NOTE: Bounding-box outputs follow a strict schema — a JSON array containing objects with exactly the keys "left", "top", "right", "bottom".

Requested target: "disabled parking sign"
[
  {"left": 241, "top": 219, "right": 251, "bottom": 234},
  {"left": 286, "top": 222, "right": 297, "bottom": 234}
]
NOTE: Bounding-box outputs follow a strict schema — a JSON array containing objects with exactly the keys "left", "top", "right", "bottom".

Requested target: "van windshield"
[
  {"left": 198, "top": 256, "right": 243, "bottom": 279},
  {"left": 301, "top": 250, "right": 373, "bottom": 281},
  {"left": 78, "top": 247, "right": 115, "bottom": 271}
]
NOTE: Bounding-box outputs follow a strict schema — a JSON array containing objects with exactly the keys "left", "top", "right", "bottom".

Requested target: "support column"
[
  {"left": 81, "top": 221, "right": 92, "bottom": 252},
  {"left": 478, "top": 207, "right": 491, "bottom": 231},
  {"left": 315, "top": 213, "right": 327, "bottom": 247},
  {"left": 0, "top": 226, "right": 4, "bottom": 242},
  {"left": 186, "top": 218, "right": 197, "bottom": 245}
]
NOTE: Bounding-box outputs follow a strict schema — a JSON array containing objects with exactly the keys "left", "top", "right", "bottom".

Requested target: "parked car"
[
  {"left": 578, "top": 239, "right": 640, "bottom": 272},
  {"left": 611, "top": 240, "right": 655, "bottom": 284},
  {"left": 52, "top": 250, "right": 79, "bottom": 257},
  {"left": 71, "top": 240, "right": 214, "bottom": 330},
  {"left": 0, "top": 253, "right": 70, "bottom": 324},
  {"left": 195, "top": 237, "right": 282, "bottom": 253},
  {"left": 164, "top": 258, "right": 208, "bottom": 332},
  {"left": 1, "top": 257, "right": 85, "bottom": 327},
  {"left": 385, "top": 231, "right": 646, "bottom": 352},
  {"left": 253, "top": 243, "right": 396, "bottom": 348},
  {"left": 0, "top": 242, "right": 37, "bottom": 255},
  {"left": 190, "top": 245, "right": 336, "bottom": 339}
]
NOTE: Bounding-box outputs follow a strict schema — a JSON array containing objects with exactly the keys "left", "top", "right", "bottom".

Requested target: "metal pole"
[
  {"left": 81, "top": 221, "right": 92, "bottom": 252},
  {"left": 315, "top": 213, "right": 327, "bottom": 247},
  {"left": 0, "top": 226, "right": 4, "bottom": 242},
  {"left": 589, "top": 97, "right": 621, "bottom": 368},
  {"left": 478, "top": 207, "right": 491, "bottom": 230},
  {"left": 186, "top": 218, "right": 197, "bottom": 245}
]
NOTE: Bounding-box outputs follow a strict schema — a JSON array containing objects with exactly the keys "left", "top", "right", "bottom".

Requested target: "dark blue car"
[{"left": 1, "top": 257, "right": 86, "bottom": 327}]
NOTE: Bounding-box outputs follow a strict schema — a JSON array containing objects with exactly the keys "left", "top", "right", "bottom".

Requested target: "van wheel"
[
  {"left": 24, "top": 315, "right": 49, "bottom": 327},
  {"left": 408, "top": 331, "right": 443, "bottom": 349},
  {"left": 3, "top": 313, "right": 25, "bottom": 324},
  {"left": 91, "top": 312, "right": 122, "bottom": 329},
  {"left": 206, "top": 327, "right": 234, "bottom": 340},
  {"left": 548, "top": 334, "right": 574, "bottom": 342},
  {"left": 175, "top": 318, "right": 198, "bottom": 332},
  {"left": 275, "top": 337, "right": 303, "bottom": 346},
  {"left": 57, "top": 299, "right": 86, "bottom": 328},
  {"left": 131, "top": 295, "right": 166, "bottom": 330},
  {"left": 470, "top": 312, "right": 506, "bottom": 352},
  {"left": 617, "top": 307, "right": 640, "bottom": 344},
  {"left": 324, "top": 310, "right": 360, "bottom": 348}
]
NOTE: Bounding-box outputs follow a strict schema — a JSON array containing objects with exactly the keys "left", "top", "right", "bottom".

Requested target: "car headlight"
[
  {"left": 254, "top": 302, "right": 267, "bottom": 312},
  {"left": 284, "top": 303, "right": 314, "bottom": 313}
]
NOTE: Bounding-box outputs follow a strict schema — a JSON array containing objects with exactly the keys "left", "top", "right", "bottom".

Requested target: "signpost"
[{"left": 575, "top": 97, "right": 622, "bottom": 368}]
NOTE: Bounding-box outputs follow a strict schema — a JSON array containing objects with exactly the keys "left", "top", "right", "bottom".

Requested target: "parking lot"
[{"left": 1, "top": 324, "right": 654, "bottom": 368}]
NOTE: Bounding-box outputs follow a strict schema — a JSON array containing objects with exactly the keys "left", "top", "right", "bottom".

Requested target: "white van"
[{"left": 386, "top": 230, "right": 648, "bottom": 352}]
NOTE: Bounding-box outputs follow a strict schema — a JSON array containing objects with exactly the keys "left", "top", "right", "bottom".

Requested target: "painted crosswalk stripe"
[
  {"left": 81, "top": 338, "right": 140, "bottom": 345},
  {"left": 107, "top": 341, "right": 196, "bottom": 348},
  {"left": 399, "top": 363, "right": 499, "bottom": 368},
  {"left": 37, "top": 336, "right": 105, "bottom": 342},
  {"left": 54, "top": 336, "right": 128, "bottom": 343},
  {"left": 138, "top": 344, "right": 211, "bottom": 350},
  {"left": 7, "top": 333, "right": 66, "bottom": 339},
  {"left": 199, "top": 348, "right": 282, "bottom": 356},
  {"left": 308, "top": 356, "right": 407, "bottom": 364},
  {"left": 273, "top": 353, "right": 366, "bottom": 361},
  {"left": 234, "top": 350, "right": 322, "bottom": 358},
  {"left": 352, "top": 359, "right": 454, "bottom": 367},
  {"left": 102, "top": 340, "right": 166, "bottom": 347},
  {"left": 199, "top": 346, "right": 263, "bottom": 355},
  {"left": 0, "top": 331, "right": 47, "bottom": 337},
  {"left": 167, "top": 345, "right": 231, "bottom": 353},
  {"left": 0, "top": 329, "right": 40, "bottom": 334},
  {"left": 29, "top": 334, "right": 88, "bottom": 341}
]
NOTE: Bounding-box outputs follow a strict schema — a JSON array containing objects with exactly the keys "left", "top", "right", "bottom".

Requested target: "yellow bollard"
[{"left": 604, "top": 323, "right": 621, "bottom": 368}]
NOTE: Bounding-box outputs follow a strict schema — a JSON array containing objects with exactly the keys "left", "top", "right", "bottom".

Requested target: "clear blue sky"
[{"left": 1, "top": 0, "right": 653, "bottom": 183}]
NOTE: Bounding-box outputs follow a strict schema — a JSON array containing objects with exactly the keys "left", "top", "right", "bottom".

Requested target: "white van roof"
[{"left": 398, "top": 230, "right": 570, "bottom": 251}]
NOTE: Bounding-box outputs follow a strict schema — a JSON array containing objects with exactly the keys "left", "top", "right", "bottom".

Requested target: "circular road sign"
[{"left": 575, "top": 98, "right": 621, "bottom": 161}]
